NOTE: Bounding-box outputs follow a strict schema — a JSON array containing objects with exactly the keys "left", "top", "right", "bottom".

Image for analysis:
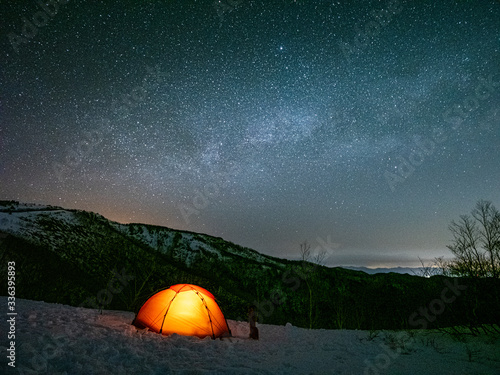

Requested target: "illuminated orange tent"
[{"left": 132, "top": 284, "right": 231, "bottom": 339}]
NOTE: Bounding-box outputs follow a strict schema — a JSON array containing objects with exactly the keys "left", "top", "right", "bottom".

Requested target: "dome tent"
[{"left": 132, "top": 284, "right": 231, "bottom": 339}]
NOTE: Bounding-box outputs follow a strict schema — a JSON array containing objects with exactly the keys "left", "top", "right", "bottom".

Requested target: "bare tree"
[
  {"left": 412, "top": 257, "right": 444, "bottom": 278},
  {"left": 447, "top": 200, "right": 500, "bottom": 278},
  {"left": 298, "top": 241, "right": 312, "bottom": 328},
  {"left": 299, "top": 241, "right": 326, "bottom": 328},
  {"left": 433, "top": 256, "right": 452, "bottom": 277},
  {"left": 299, "top": 241, "right": 311, "bottom": 263}
]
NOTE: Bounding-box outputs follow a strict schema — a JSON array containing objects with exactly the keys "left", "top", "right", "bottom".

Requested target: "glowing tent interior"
[{"left": 132, "top": 284, "right": 231, "bottom": 339}]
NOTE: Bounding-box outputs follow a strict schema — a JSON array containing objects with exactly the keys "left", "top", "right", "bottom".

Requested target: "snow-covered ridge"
[
  {"left": 109, "top": 219, "right": 283, "bottom": 268},
  {"left": 0, "top": 201, "right": 282, "bottom": 270},
  {"left": 0, "top": 203, "right": 82, "bottom": 249},
  {"left": 3, "top": 297, "right": 499, "bottom": 375},
  {"left": 0, "top": 201, "right": 59, "bottom": 211}
]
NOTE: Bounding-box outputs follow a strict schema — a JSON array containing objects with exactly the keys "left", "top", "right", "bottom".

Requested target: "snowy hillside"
[
  {"left": 0, "top": 201, "right": 281, "bottom": 269},
  {"left": 110, "top": 221, "right": 283, "bottom": 268},
  {"left": 2, "top": 297, "right": 499, "bottom": 375}
]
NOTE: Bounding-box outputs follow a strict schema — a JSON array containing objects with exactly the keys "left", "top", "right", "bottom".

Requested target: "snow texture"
[{"left": 1, "top": 298, "right": 499, "bottom": 375}]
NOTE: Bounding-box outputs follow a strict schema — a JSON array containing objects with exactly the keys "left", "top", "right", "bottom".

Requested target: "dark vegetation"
[{"left": 1, "top": 201, "right": 499, "bottom": 333}]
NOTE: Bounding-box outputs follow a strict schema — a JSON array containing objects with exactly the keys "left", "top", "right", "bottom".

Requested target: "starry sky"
[{"left": 1, "top": 0, "right": 499, "bottom": 267}]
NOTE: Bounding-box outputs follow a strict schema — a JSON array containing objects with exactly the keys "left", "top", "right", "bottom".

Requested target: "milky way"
[{"left": 1, "top": 0, "right": 499, "bottom": 267}]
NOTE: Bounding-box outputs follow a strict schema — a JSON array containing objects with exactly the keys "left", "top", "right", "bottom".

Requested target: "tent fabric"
[{"left": 133, "top": 284, "right": 231, "bottom": 339}]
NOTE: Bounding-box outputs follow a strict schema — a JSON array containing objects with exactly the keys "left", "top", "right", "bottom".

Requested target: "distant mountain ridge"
[{"left": 342, "top": 266, "right": 426, "bottom": 276}]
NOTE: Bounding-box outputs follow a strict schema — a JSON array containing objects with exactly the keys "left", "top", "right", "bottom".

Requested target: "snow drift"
[{"left": 1, "top": 297, "right": 499, "bottom": 375}]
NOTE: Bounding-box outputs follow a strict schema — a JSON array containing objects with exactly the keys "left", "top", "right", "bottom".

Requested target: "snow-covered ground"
[{"left": 1, "top": 297, "right": 499, "bottom": 375}]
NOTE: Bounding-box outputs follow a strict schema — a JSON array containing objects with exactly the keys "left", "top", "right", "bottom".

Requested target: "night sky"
[{"left": 1, "top": 0, "right": 499, "bottom": 267}]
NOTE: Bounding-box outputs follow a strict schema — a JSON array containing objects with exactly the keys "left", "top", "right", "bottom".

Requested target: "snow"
[
  {"left": 2, "top": 298, "right": 499, "bottom": 374},
  {"left": 111, "top": 223, "right": 177, "bottom": 254},
  {"left": 0, "top": 209, "right": 81, "bottom": 251}
]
